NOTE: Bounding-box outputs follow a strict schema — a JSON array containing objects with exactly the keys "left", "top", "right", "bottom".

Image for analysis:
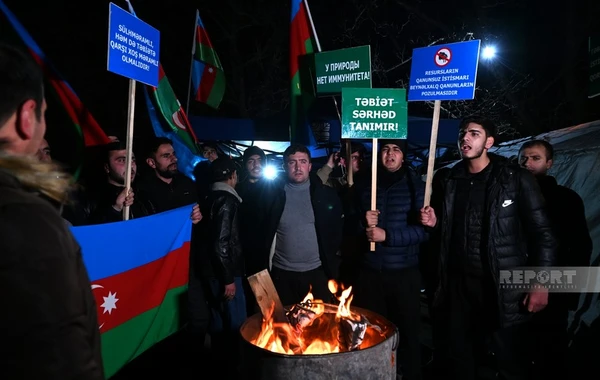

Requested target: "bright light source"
[
  {"left": 482, "top": 45, "right": 497, "bottom": 60},
  {"left": 263, "top": 165, "right": 278, "bottom": 180}
]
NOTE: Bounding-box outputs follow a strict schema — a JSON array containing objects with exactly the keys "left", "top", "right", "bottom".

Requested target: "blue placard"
[
  {"left": 408, "top": 40, "right": 481, "bottom": 101},
  {"left": 107, "top": 3, "right": 160, "bottom": 86}
]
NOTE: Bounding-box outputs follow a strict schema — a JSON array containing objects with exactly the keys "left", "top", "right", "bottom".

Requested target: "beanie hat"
[
  {"left": 378, "top": 138, "right": 408, "bottom": 153},
  {"left": 242, "top": 146, "right": 266, "bottom": 163}
]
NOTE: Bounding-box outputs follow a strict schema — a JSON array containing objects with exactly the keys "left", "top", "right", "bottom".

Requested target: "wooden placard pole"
[
  {"left": 423, "top": 100, "right": 441, "bottom": 207},
  {"left": 123, "top": 79, "right": 137, "bottom": 221},
  {"left": 369, "top": 137, "right": 378, "bottom": 251},
  {"left": 247, "top": 269, "right": 288, "bottom": 323}
]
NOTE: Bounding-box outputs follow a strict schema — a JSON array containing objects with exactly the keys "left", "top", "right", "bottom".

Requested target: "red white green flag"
[
  {"left": 0, "top": 0, "right": 110, "bottom": 178},
  {"left": 290, "top": 0, "right": 317, "bottom": 145},
  {"left": 71, "top": 206, "right": 193, "bottom": 378},
  {"left": 191, "top": 10, "right": 225, "bottom": 109}
]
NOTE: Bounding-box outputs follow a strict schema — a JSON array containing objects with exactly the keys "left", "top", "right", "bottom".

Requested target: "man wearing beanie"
[
  {"left": 238, "top": 146, "right": 267, "bottom": 189},
  {"left": 235, "top": 145, "right": 274, "bottom": 314},
  {"left": 353, "top": 138, "right": 427, "bottom": 380},
  {"left": 192, "top": 156, "right": 246, "bottom": 378}
]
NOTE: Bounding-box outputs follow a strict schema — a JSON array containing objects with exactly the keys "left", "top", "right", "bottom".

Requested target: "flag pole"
[
  {"left": 303, "top": 0, "right": 321, "bottom": 52},
  {"left": 185, "top": 10, "right": 199, "bottom": 116},
  {"left": 123, "top": 79, "right": 136, "bottom": 221},
  {"left": 303, "top": 0, "right": 352, "bottom": 185}
]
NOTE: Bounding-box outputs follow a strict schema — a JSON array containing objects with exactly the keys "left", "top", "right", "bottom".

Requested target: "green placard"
[
  {"left": 341, "top": 88, "right": 408, "bottom": 139},
  {"left": 590, "top": 36, "right": 600, "bottom": 99},
  {"left": 314, "top": 45, "right": 372, "bottom": 94}
]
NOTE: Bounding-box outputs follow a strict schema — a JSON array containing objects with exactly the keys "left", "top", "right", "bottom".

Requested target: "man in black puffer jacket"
[
  {"left": 420, "top": 117, "right": 557, "bottom": 380},
  {"left": 519, "top": 139, "right": 592, "bottom": 379}
]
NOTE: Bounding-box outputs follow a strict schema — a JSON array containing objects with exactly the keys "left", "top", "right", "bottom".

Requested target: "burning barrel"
[{"left": 240, "top": 303, "right": 399, "bottom": 380}]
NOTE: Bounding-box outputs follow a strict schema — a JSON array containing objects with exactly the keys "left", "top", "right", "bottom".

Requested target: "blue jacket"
[{"left": 357, "top": 167, "right": 428, "bottom": 271}]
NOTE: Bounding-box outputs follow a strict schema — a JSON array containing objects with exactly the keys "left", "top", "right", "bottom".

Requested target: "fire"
[
  {"left": 328, "top": 279, "right": 356, "bottom": 321},
  {"left": 249, "top": 280, "right": 380, "bottom": 355}
]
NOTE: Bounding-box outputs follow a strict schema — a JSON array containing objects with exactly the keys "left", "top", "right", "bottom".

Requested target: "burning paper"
[
  {"left": 249, "top": 280, "right": 386, "bottom": 355},
  {"left": 338, "top": 314, "right": 368, "bottom": 351},
  {"left": 286, "top": 301, "right": 319, "bottom": 333}
]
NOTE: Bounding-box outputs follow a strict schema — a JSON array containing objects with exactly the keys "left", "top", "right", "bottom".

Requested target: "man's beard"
[
  {"left": 249, "top": 170, "right": 262, "bottom": 180},
  {"left": 462, "top": 145, "right": 485, "bottom": 160},
  {"left": 157, "top": 165, "right": 178, "bottom": 178},
  {"left": 108, "top": 171, "right": 127, "bottom": 185}
]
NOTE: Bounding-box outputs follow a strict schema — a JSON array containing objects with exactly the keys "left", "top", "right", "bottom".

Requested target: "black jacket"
[
  {"left": 537, "top": 175, "right": 592, "bottom": 309},
  {"left": 260, "top": 175, "right": 344, "bottom": 279},
  {"left": 0, "top": 170, "right": 104, "bottom": 379},
  {"left": 138, "top": 172, "right": 197, "bottom": 213},
  {"left": 236, "top": 179, "right": 275, "bottom": 275},
  {"left": 430, "top": 155, "right": 557, "bottom": 327},
  {"left": 88, "top": 182, "right": 155, "bottom": 224},
  {"left": 195, "top": 187, "right": 244, "bottom": 284}
]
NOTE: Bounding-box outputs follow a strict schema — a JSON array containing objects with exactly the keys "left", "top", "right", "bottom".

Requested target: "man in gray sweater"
[{"left": 261, "top": 144, "right": 344, "bottom": 306}]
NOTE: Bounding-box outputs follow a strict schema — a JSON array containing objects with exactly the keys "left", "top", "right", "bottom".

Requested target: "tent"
[
  {"left": 189, "top": 115, "right": 460, "bottom": 145},
  {"left": 189, "top": 114, "right": 461, "bottom": 165}
]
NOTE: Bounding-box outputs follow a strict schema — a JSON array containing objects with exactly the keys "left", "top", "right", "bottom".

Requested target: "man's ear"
[
  {"left": 146, "top": 157, "right": 156, "bottom": 169},
  {"left": 15, "top": 99, "right": 38, "bottom": 140},
  {"left": 104, "top": 163, "right": 110, "bottom": 174},
  {"left": 546, "top": 159, "right": 554, "bottom": 171},
  {"left": 485, "top": 136, "right": 495, "bottom": 150}
]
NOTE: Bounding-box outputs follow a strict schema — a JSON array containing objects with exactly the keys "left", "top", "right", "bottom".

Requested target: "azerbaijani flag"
[
  {"left": 0, "top": 0, "right": 110, "bottom": 148},
  {"left": 71, "top": 206, "right": 193, "bottom": 378},
  {"left": 144, "top": 87, "right": 201, "bottom": 180},
  {"left": 191, "top": 9, "right": 225, "bottom": 109},
  {"left": 290, "top": 0, "right": 317, "bottom": 146},
  {"left": 148, "top": 64, "right": 201, "bottom": 157}
]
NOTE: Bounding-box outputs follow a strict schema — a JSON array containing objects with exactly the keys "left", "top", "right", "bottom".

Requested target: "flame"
[
  {"left": 249, "top": 280, "right": 380, "bottom": 355},
  {"left": 329, "top": 279, "right": 356, "bottom": 321}
]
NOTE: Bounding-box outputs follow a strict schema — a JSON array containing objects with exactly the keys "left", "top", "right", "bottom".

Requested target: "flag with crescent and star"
[{"left": 71, "top": 205, "right": 193, "bottom": 378}]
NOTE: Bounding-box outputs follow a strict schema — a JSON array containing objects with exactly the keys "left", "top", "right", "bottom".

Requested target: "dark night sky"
[{"left": 3, "top": 0, "right": 600, "bottom": 144}]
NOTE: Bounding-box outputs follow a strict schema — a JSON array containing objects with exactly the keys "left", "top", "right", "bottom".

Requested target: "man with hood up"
[{"left": 353, "top": 138, "right": 427, "bottom": 380}]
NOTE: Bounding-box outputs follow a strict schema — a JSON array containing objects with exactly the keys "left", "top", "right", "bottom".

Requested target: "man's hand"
[
  {"left": 366, "top": 227, "right": 386, "bottom": 242},
  {"left": 113, "top": 188, "right": 134, "bottom": 212},
  {"left": 523, "top": 287, "right": 549, "bottom": 313},
  {"left": 366, "top": 210, "right": 380, "bottom": 227},
  {"left": 191, "top": 204, "right": 202, "bottom": 224},
  {"left": 419, "top": 206, "right": 437, "bottom": 227},
  {"left": 223, "top": 282, "right": 236, "bottom": 301},
  {"left": 326, "top": 152, "right": 341, "bottom": 169}
]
